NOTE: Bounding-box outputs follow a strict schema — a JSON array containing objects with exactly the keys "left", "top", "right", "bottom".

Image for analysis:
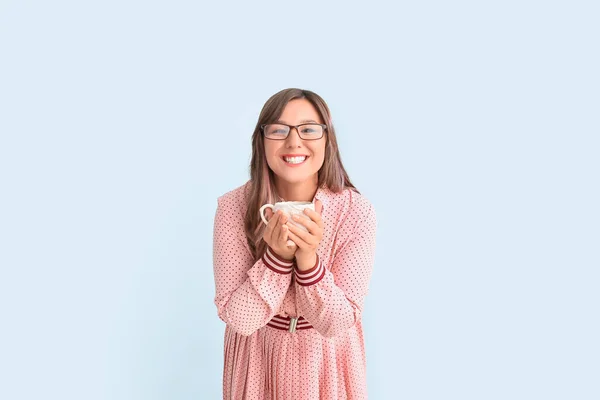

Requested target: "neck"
[{"left": 274, "top": 176, "right": 318, "bottom": 202}]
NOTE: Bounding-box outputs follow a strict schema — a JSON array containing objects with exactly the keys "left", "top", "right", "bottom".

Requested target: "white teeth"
[{"left": 283, "top": 156, "right": 307, "bottom": 164}]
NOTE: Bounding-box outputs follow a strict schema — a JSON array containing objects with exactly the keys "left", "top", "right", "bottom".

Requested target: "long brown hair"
[{"left": 244, "top": 88, "right": 358, "bottom": 262}]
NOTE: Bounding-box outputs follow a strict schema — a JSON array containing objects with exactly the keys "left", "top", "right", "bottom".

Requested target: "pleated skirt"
[{"left": 222, "top": 323, "right": 368, "bottom": 400}]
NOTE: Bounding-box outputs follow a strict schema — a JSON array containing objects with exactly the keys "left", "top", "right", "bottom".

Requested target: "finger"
[
  {"left": 286, "top": 229, "right": 309, "bottom": 250},
  {"left": 291, "top": 214, "right": 320, "bottom": 234},
  {"left": 278, "top": 218, "right": 289, "bottom": 244},
  {"left": 302, "top": 208, "right": 324, "bottom": 228},
  {"left": 315, "top": 199, "right": 323, "bottom": 215},
  {"left": 286, "top": 222, "right": 314, "bottom": 245},
  {"left": 271, "top": 211, "right": 284, "bottom": 243},
  {"left": 278, "top": 223, "right": 297, "bottom": 250},
  {"left": 265, "top": 211, "right": 280, "bottom": 242},
  {"left": 265, "top": 208, "right": 274, "bottom": 221}
]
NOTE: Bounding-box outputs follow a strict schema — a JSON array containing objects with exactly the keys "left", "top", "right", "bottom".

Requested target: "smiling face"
[{"left": 264, "top": 98, "right": 326, "bottom": 188}]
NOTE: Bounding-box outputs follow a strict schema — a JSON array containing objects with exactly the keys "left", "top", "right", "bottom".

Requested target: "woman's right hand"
[{"left": 263, "top": 209, "right": 297, "bottom": 261}]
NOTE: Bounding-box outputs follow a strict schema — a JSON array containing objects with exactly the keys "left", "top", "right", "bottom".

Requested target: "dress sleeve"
[
  {"left": 294, "top": 203, "right": 377, "bottom": 338},
  {"left": 213, "top": 196, "right": 293, "bottom": 336}
]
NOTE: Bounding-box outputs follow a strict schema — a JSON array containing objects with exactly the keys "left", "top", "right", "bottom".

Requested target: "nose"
[{"left": 285, "top": 127, "right": 302, "bottom": 147}]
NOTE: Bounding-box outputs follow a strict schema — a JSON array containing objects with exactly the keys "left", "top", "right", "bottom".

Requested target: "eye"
[
  {"left": 299, "top": 124, "right": 322, "bottom": 136},
  {"left": 265, "top": 124, "right": 289, "bottom": 136}
]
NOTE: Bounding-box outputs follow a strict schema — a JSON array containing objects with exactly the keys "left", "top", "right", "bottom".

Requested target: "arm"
[
  {"left": 213, "top": 196, "right": 293, "bottom": 336},
  {"left": 294, "top": 204, "right": 377, "bottom": 338}
]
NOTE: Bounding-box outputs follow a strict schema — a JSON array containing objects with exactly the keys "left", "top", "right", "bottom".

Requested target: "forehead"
[{"left": 277, "top": 98, "right": 323, "bottom": 124}]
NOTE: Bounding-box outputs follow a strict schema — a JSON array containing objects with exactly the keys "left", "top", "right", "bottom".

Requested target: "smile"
[{"left": 281, "top": 155, "right": 309, "bottom": 165}]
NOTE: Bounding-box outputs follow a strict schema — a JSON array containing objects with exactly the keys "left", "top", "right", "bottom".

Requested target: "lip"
[{"left": 281, "top": 154, "right": 309, "bottom": 167}]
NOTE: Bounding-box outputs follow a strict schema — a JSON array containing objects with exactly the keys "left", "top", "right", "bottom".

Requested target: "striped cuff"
[
  {"left": 262, "top": 247, "right": 294, "bottom": 274},
  {"left": 295, "top": 254, "right": 325, "bottom": 286}
]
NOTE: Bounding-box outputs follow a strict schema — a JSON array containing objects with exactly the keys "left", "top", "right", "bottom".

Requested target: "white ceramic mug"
[{"left": 259, "top": 201, "right": 315, "bottom": 232}]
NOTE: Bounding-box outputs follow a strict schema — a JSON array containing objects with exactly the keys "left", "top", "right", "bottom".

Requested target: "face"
[{"left": 264, "top": 98, "right": 326, "bottom": 186}]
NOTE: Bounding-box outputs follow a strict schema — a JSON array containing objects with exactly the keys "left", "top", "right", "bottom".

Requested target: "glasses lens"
[
  {"left": 298, "top": 124, "right": 323, "bottom": 139},
  {"left": 264, "top": 124, "right": 290, "bottom": 139}
]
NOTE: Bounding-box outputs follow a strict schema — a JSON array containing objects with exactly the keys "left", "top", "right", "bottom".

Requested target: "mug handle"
[{"left": 259, "top": 204, "right": 274, "bottom": 225}]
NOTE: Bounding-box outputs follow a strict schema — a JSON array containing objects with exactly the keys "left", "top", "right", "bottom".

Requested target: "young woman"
[{"left": 213, "top": 88, "right": 377, "bottom": 399}]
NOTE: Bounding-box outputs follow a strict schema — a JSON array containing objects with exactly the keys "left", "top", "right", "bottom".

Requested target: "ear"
[{"left": 315, "top": 199, "right": 323, "bottom": 215}]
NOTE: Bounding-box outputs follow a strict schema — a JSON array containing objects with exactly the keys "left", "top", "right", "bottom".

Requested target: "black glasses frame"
[{"left": 260, "top": 123, "right": 327, "bottom": 140}]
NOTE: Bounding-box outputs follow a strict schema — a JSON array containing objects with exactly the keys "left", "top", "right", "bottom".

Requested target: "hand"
[
  {"left": 286, "top": 200, "right": 324, "bottom": 269},
  {"left": 263, "top": 209, "right": 297, "bottom": 261}
]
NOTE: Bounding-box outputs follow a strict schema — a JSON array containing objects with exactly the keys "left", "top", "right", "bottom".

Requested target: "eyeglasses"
[{"left": 261, "top": 123, "right": 327, "bottom": 140}]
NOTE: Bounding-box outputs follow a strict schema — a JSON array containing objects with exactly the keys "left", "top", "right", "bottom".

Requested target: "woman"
[{"left": 213, "top": 88, "right": 377, "bottom": 399}]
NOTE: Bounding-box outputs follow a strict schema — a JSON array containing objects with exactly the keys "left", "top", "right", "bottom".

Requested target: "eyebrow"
[{"left": 275, "top": 119, "right": 320, "bottom": 124}]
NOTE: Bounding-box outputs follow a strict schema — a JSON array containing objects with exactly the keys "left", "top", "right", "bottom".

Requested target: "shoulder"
[
  {"left": 217, "top": 181, "right": 249, "bottom": 204},
  {"left": 326, "top": 186, "right": 375, "bottom": 222},
  {"left": 216, "top": 181, "right": 250, "bottom": 218},
  {"left": 321, "top": 187, "right": 376, "bottom": 246}
]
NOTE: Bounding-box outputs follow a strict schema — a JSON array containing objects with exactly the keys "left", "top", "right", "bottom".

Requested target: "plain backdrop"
[{"left": 1, "top": 1, "right": 598, "bottom": 399}]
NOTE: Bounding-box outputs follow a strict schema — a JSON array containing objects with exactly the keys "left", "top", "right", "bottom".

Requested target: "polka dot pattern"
[{"left": 213, "top": 182, "right": 377, "bottom": 399}]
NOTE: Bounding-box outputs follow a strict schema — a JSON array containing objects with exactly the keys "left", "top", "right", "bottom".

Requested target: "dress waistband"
[{"left": 267, "top": 315, "right": 313, "bottom": 333}]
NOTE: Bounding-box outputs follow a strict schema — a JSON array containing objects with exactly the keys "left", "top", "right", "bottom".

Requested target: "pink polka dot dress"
[{"left": 212, "top": 181, "right": 377, "bottom": 399}]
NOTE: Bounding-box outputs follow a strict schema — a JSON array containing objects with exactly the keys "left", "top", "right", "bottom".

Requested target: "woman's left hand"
[{"left": 286, "top": 200, "right": 324, "bottom": 270}]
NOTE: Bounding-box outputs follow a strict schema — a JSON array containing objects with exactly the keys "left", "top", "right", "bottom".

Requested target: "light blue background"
[{"left": 1, "top": 1, "right": 598, "bottom": 399}]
